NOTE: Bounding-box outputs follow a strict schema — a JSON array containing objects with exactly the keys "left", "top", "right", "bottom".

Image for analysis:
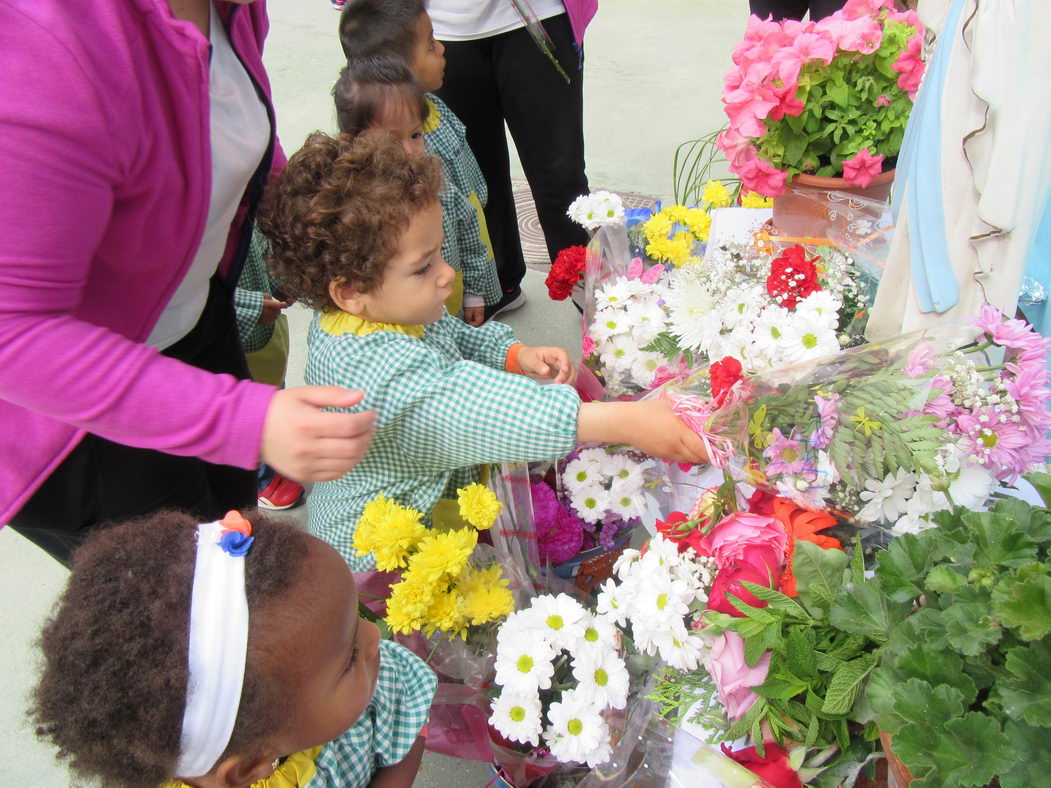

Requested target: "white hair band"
[{"left": 175, "top": 512, "right": 255, "bottom": 778}]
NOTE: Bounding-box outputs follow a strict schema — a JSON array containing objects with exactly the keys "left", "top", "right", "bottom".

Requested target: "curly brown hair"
[
  {"left": 257, "top": 132, "right": 444, "bottom": 311},
  {"left": 30, "top": 510, "right": 312, "bottom": 788}
]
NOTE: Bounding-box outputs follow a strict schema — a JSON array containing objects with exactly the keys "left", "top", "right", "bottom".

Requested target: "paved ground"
[{"left": 0, "top": 1, "right": 749, "bottom": 785}]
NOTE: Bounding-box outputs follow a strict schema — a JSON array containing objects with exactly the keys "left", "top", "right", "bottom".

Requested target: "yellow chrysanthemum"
[
  {"left": 456, "top": 483, "right": 503, "bottom": 530},
  {"left": 385, "top": 578, "right": 435, "bottom": 634},
  {"left": 353, "top": 495, "right": 417, "bottom": 556},
  {"left": 641, "top": 204, "right": 711, "bottom": 265},
  {"left": 646, "top": 232, "right": 695, "bottom": 267},
  {"left": 422, "top": 589, "right": 468, "bottom": 639},
  {"left": 741, "top": 190, "right": 773, "bottom": 209},
  {"left": 405, "top": 528, "right": 477, "bottom": 584},
  {"left": 701, "top": 180, "right": 732, "bottom": 209},
  {"left": 461, "top": 583, "right": 514, "bottom": 626},
  {"left": 456, "top": 563, "right": 507, "bottom": 598},
  {"left": 371, "top": 507, "right": 428, "bottom": 572},
  {"left": 641, "top": 213, "right": 675, "bottom": 246}
]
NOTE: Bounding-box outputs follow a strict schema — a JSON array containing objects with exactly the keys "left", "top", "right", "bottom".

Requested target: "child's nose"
[{"left": 437, "top": 257, "right": 455, "bottom": 285}]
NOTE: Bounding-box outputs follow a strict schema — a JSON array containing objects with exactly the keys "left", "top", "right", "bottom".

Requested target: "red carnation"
[
  {"left": 545, "top": 245, "right": 588, "bottom": 301},
  {"left": 766, "top": 245, "right": 821, "bottom": 309},
  {"left": 709, "top": 356, "right": 744, "bottom": 407}
]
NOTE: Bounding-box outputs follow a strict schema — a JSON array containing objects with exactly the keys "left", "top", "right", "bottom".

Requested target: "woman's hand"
[
  {"left": 260, "top": 387, "right": 376, "bottom": 482},
  {"left": 518, "top": 345, "right": 576, "bottom": 384}
]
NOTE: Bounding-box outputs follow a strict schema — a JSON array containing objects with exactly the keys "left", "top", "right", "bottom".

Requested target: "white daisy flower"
[
  {"left": 489, "top": 690, "right": 543, "bottom": 746},
  {"left": 519, "top": 593, "right": 588, "bottom": 643},
  {"left": 632, "top": 574, "right": 691, "bottom": 625},
  {"left": 795, "top": 290, "right": 842, "bottom": 329},
  {"left": 630, "top": 613, "right": 689, "bottom": 659},
  {"left": 606, "top": 487, "right": 641, "bottom": 520},
  {"left": 571, "top": 649, "right": 630, "bottom": 710},
  {"left": 857, "top": 468, "right": 918, "bottom": 523},
  {"left": 751, "top": 305, "right": 791, "bottom": 359},
  {"left": 597, "top": 335, "right": 635, "bottom": 373},
  {"left": 661, "top": 632, "right": 708, "bottom": 671},
  {"left": 722, "top": 285, "right": 764, "bottom": 331},
  {"left": 567, "top": 191, "right": 625, "bottom": 231},
  {"left": 594, "top": 278, "right": 635, "bottom": 311},
  {"left": 628, "top": 351, "right": 664, "bottom": 389},
  {"left": 563, "top": 458, "right": 600, "bottom": 488},
  {"left": 777, "top": 317, "right": 840, "bottom": 365},
  {"left": 665, "top": 275, "right": 718, "bottom": 351},
  {"left": 568, "top": 485, "right": 609, "bottom": 523},
  {"left": 629, "top": 299, "right": 669, "bottom": 340},
  {"left": 573, "top": 612, "right": 619, "bottom": 654},
  {"left": 494, "top": 631, "right": 557, "bottom": 693},
  {"left": 589, "top": 308, "right": 628, "bottom": 344},
  {"left": 544, "top": 690, "right": 612, "bottom": 765},
  {"left": 595, "top": 578, "right": 633, "bottom": 626},
  {"left": 636, "top": 533, "right": 684, "bottom": 573}
]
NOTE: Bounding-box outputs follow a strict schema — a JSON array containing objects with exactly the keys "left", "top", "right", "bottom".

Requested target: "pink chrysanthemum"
[
  {"left": 956, "top": 406, "right": 1033, "bottom": 483},
  {"left": 1003, "top": 362, "right": 1051, "bottom": 437},
  {"left": 531, "top": 479, "right": 585, "bottom": 565},
  {"left": 808, "top": 393, "right": 841, "bottom": 449},
  {"left": 974, "top": 304, "right": 1049, "bottom": 362}
]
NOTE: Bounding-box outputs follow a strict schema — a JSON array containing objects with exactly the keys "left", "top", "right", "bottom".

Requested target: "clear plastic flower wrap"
[
  {"left": 577, "top": 698, "right": 775, "bottom": 788},
  {"left": 653, "top": 312, "right": 1051, "bottom": 534}
]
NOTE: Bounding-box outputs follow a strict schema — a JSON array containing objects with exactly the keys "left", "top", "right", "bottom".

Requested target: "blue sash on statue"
[{"left": 895, "top": 0, "right": 969, "bottom": 314}]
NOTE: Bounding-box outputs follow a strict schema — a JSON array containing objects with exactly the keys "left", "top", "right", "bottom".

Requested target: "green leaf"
[
  {"left": 942, "top": 598, "right": 1003, "bottom": 656},
  {"left": 786, "top": 627, "right": 818, "bottom": 680},
  {"left": 925, "top": 565, "right": 965, "bottom": 594},
  {"left": 875, "top": 532, "right": 932, "bottom": 602},
  {"left": 1023, "top": 471, "right": 1051, "bottom": 511},
  {"left": 821, "top": 652, "right": 878, "bottom": 715},
  {"left": 739, "top": 581, "right": 811, "bottom": 620},
  {"left": 829, "top": 580, "right": 910, "bottom": 643},
  {"left": 998, "top": 718, "right": 1051, "bottom": 788},
  {"left": 991, "top": 567, "right": 1051, "bottom": 641},
  {"left": 883, "top": 608, "right": 948, "bottom": 658},
  {"left": 991, "top": 640, "right": 1051, "bottom": 727},
  {"left": 793, "top": 540, "right": 849, "bottom": 616},
  {"left": 758, "top": 671, "right": 810, "bottom": 701},
  {"left": 891, "top": 646, "right": 978, "bottom": 705},
  {"left": 849, "top": 534, "right": 865, "bottom": 585},
  {"left": 892, "top": 712, "right": 1013, "bottom": 788},
  {"left": 640, "top": 331, "right": 685, "bottom": 362},
  {"left": 874, "top": 677, "right": 966, "bottom": 736}
]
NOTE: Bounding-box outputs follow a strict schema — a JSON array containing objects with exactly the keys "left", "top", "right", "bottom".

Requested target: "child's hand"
[
  {"left": 261, "top": 387, "right": 376, "bottom": 482},
  {"left": 259, "top": 293, "right": 290, "bottom": 327},
  {"left": 463, "top": 305, "right": 484, "bottom": 326},
  {"left": 518, "top": 345, "right": 577, "bottom": 384},
  {"left": 578, "top": 399, "right": 710, "bottom": 464}
]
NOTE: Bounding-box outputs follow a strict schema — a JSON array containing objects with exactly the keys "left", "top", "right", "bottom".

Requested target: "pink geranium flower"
[
  {"left": 716, "top": 128, "right": 759, "bottom": 170},
  {"left": 841, "top": 148, "right": 884, "bottom": 187},
  {"left": 892, "top": 34, "right": 925, "bottom": 99}
]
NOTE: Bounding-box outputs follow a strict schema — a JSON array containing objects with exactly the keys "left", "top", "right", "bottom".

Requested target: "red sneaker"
[{"left": 258, "top": 473, "right": 305, "bottom": 510}]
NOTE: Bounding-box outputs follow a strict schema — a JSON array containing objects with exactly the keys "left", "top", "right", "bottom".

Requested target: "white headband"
[{"left": 176, "top": 514, "right": 254, "bottom": 778}]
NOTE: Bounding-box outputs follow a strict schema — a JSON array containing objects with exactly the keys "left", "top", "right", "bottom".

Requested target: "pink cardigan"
[{"left": 0, "top": 0, "right": 283, "bottom": 523}]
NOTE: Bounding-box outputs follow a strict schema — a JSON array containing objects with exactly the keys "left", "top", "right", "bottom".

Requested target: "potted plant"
[
  {"left": 851, "top": 479, "right": 1051, "bottom": 787},
  {"left": 717, "top": 0, "right": 925, "bottom": 231}
]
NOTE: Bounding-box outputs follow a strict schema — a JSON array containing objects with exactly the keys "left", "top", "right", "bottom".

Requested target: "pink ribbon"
[{"left": 669, "top": 386, "right": 748, "bottom": 470}]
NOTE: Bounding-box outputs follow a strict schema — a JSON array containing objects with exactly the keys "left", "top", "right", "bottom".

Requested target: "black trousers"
[
  {"left": 436, "top": 13, "right": 589, "bottom": 289},
  {"left": 748, "top": 0, "right": 846, "bottom": 20},
  {"left": 8, "top": 277, "right": 257, "bottom": 566}
]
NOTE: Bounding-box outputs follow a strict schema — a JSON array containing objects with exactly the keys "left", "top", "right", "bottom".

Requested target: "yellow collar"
[
  {"left": 422, "top": 97, "right": 440, "bottom": 134},
  {"left": 161, "top": 746, "right": 321, "bottom": 788},
  {"left": 319, "top": 310, "right": 424, "bottom": 339}
]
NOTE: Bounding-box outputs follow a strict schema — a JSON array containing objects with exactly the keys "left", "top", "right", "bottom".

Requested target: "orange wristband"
[{"left": 505, "top": 343, "right": 524, "bottom": 375}]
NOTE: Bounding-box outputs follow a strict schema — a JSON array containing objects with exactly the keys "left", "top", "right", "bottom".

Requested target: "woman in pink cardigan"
[{"left": 0, "top": 0, "right": 374, "bottom": 564}]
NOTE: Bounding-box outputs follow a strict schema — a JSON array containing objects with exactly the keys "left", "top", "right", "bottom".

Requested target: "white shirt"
[
  {"left": 148, "top": 2, "right": 270, "bottom": 349},
  {"left": 428, "top": 0, "right": 565, "bottom": 41}
]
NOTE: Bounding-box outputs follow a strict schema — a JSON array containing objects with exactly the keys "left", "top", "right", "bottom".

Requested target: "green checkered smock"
[
  {"left": 235, "top": 229, "right": 281, "bottom": 353},
  {"left": 306, "top": 311, "right": 580, "bottom": 570},
  {"left": 309, "top": 640, "right": 437, "bottom": 787},
  {"left": 424, "top": 95, "right": 501, "bottom": 306}
]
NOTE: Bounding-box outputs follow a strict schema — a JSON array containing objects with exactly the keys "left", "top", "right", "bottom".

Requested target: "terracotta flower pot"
[
  {"left": 879, "top": 728, "right": 914, "bottom": 788},
  {"left": 772, "top": 169, "right": 895, "bottom": 239}
]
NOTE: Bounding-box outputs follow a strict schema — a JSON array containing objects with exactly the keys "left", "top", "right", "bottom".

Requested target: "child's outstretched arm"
[
  {"left": 513, "top": 343, "right": 577, "bottom": 385},
  {"left": 578, "top": 399, "right": 710, "bottom": 464},
  {"left": 368, "top": 735, "right": 425, "bottom": 787}
]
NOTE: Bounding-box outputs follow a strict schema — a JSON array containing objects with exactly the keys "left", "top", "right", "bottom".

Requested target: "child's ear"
[
  {"left": 210, "top": 751, "right": 280, "bottom": 788},
  {"left": 329, "top": 278, "right": 366, "bottom": 313}
]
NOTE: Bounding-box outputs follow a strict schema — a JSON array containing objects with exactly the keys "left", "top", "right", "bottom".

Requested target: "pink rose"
[
  {"left": 707, "top": 631, "right": 771, "bottom": 720},
  {"left": 709, "top": 563, "right": 776, "bottom": 617},
  {"left": 841, "top": 147, "right": 884, "bottom": 187},
  {"left": 699, "top": 511, "right": 788, "bottom": 570}
]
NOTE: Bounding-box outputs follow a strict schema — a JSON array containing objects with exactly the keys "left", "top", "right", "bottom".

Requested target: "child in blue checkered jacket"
[
  {"left": 31, "top": 509, "right": 436, "bottom": 788},
  {"left": 256, "top": 133, "right": 709, "bottom": 573}
]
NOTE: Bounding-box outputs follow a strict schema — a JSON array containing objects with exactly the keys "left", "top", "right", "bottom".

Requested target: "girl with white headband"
[{"left": 31, "top": 510, "right": 436, "bottom": 788}]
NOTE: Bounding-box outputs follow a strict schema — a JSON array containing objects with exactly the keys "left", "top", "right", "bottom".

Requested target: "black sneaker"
[{"left": 483, "top": 286, "right": 527, "bottom": 322}]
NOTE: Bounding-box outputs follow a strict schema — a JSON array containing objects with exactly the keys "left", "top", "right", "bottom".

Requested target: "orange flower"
[{"left": 770, "top": 497, "right": 841, "bottom": 596}]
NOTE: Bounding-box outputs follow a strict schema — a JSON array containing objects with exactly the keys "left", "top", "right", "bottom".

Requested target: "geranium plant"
[
  {"left": 717, "top": 0, "right": 925, "bottom": 195},
  {"left": 861, "top": 481, "right": 1051, "bottom": 787}
]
